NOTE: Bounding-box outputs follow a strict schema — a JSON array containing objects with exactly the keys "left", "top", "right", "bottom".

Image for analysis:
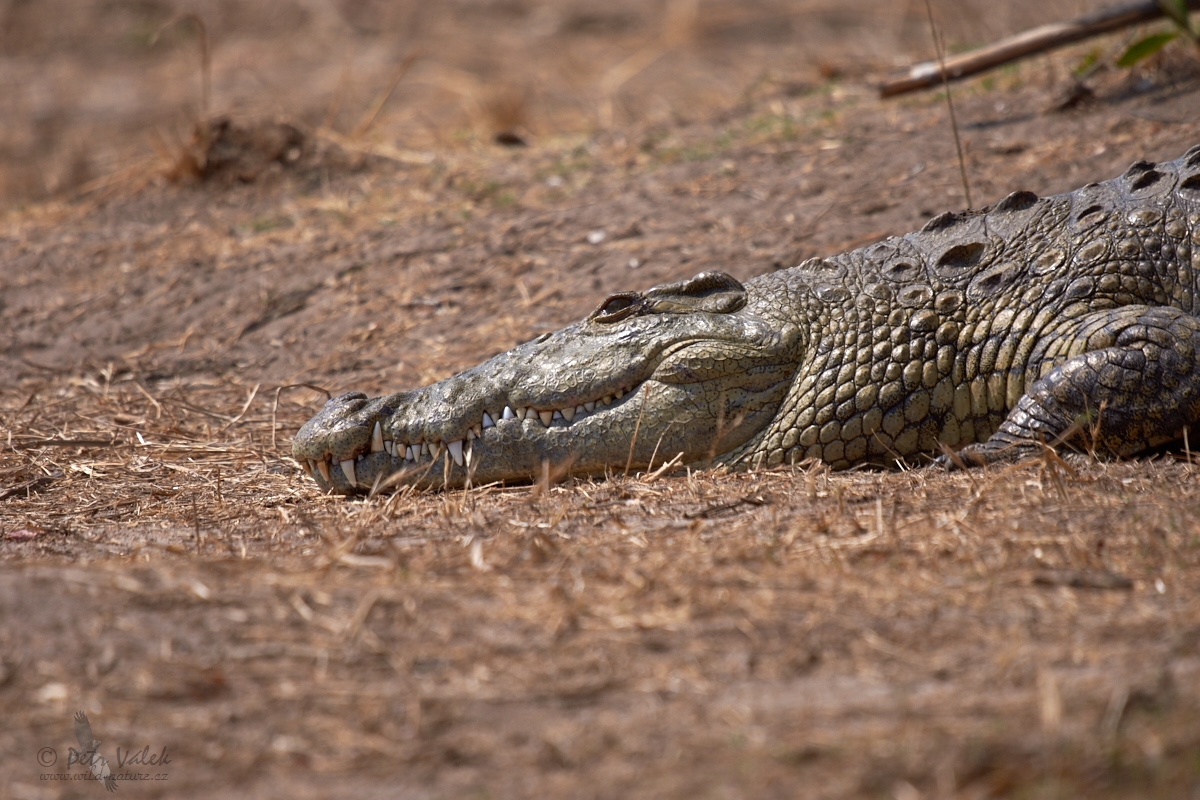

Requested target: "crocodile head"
[{"left": 293, "top": 271, "right": 805, "bottom": 493}]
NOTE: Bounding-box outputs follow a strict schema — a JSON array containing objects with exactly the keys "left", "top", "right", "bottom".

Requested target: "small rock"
[{"left": 4, "top": 528, "right": 42, "bottom": 541}]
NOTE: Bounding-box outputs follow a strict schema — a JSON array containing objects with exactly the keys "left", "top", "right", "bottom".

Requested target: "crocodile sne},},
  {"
[{"left": 294, "top": 144, "right": 1200, "bottom": 494}]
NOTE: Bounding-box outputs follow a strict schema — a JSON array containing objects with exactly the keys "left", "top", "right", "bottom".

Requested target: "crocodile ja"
[{"left": 295, "top": 145, "right": 1200, "bottom": 494}]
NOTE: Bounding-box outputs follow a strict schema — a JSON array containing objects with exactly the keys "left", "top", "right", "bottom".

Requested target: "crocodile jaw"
[{"left": 293, "top": 310, "right": 803, "bottom": 493}]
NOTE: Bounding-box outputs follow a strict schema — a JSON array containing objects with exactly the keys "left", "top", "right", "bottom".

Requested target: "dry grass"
[
  {"left": 3, "top": 1, "right": 1200, "bottom": 797},
  {"left": 4, "top": 370, "right": 1200, "bottom": 797}
]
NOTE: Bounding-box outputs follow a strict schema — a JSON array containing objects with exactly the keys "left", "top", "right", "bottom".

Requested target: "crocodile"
[{"left": 294, "top": 144, "right": 1200, "bottom": 494}]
